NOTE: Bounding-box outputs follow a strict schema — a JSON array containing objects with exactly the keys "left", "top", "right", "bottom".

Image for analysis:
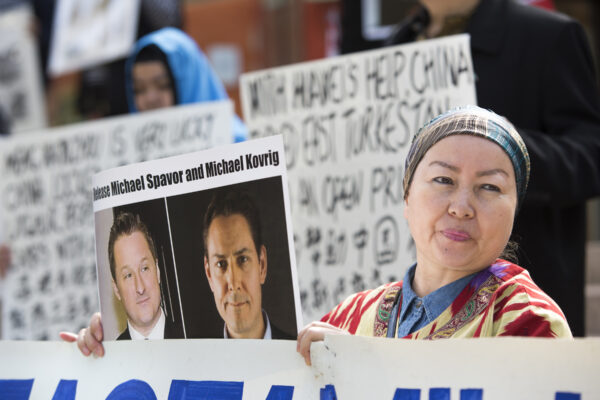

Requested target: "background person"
[
  {"left": 126, "top": 27, "right": 247, "bottom": 143},
  {"left": 203, "top": 190, "right": 295, "bottom": 340},
  {"left": 341, "top": 0, "right": 600, "bottom": 337},
  {"left": 77, "top": 0, "right": 183, "bottom": 117},
  {"left": 297, "top": 106, "right": 572, "bottom": 366}
]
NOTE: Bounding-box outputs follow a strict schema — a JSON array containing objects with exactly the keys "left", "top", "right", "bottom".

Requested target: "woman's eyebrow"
[
  {"left": 476, "top": 168, "right": 509, "bottom": 177},
  {"left": 429, "top": 161, "right": 510, "bottom": 178},
  {"left": 428, "top": 160, "right": 458, "bottom": 172}
]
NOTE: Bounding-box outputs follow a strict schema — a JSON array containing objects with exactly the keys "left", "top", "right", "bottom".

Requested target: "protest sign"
[
  {"left": 313, "top": 336, "right": 599, "bottom": 400},
  {"left": 0, "top": 337, "right": 598, "bottom": 399},
  {"left": 48, "top": 0, "right": 140, "bottom": 76},
  {"left": 92, "top": 135, "right": 301, "bottom": 340},
  {"left": 0, "top": 5, "right": 47, "bottom": 133},
  {"left": 0, "top": 101, "right": 234, "bottom": 340},
  {"left": 240, "top": 34, "right": 477, "bottom": 322}
]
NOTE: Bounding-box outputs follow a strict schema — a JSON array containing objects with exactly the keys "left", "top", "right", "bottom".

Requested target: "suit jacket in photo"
[{"left": 116, "top": 316, "right": 182, "bottom": 340}]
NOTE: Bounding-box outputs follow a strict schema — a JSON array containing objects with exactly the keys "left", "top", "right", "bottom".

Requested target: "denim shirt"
[{"left": 396, "top": 264, "right": 477, "bottom": 337}]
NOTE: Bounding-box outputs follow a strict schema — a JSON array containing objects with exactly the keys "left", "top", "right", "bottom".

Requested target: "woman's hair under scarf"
[{"left": 403, "top": 105, "right": 530, "bottom": 209}]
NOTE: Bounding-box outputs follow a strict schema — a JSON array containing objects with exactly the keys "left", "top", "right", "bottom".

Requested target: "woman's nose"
[{"left": 448, "top": 189, "right": 475, "bottom": 218}]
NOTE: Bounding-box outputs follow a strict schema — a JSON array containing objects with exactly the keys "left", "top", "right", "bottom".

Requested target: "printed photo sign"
[{"left": 92, "top": 135, "right": 302, "bottom": 340}]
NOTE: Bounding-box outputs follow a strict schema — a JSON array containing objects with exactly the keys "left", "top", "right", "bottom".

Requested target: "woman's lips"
[{"left": 442, "top": 229, "right": 471, "bottom": 242}]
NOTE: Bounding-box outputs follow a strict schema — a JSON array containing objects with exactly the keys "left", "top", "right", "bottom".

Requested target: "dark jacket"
[{"left": 387, "top": 0, "right": 600, "bottom": 336}]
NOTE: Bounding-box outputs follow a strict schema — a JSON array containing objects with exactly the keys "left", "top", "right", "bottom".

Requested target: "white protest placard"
[
  {"left": 313, "top": 336, "right": 600, "bottom": 400},
  {"left": 48, "top": 0, "right": 141, "bottom": 76},
  {"left": 92, "top": 135, "right": 301, "bottom": 340},
  {"left": 0, "top": 337, "right": 598, "bottom": 399},
  {"left": 0, "top": 5, "right": 47, "bottom": 133},
  {"left": 240, "top": 35, "right": 477, "bottom": 323},
  {"left": 0, "top": 340, "right": 316, "bottom": 399},
  {"left": 0, "top": 101, "right": 233, "bottom": 340}
]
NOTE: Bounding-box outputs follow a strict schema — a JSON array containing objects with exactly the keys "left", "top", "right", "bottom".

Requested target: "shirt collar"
[
  {"left": 128, "top": 308, "right": 165, "bottom": 340},
  {"left": 223, "top": 310, "right": 272, "bottom": 339},
  {"left": 400, "top": 264, "right": 477, "bottom": 323}
]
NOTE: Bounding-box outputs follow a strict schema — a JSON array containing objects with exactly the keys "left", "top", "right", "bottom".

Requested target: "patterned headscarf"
[{"left": 403, "top": 105, "right": 530, "bottom": 208}]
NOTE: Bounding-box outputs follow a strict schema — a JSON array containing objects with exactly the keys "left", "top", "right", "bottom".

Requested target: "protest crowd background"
[{"left": 0, "top": 0, "right": 599, "bottom": 343}]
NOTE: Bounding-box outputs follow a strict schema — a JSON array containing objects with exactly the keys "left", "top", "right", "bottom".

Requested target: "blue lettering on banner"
[
  {"left": 0, "top": 379, "right": 34, "bottom": 400},
  {"left": 167, "top": 380, "right": 243, "bottom": 400},
  {"left": 320, "top": 384, "right": 338, "bottom": 400},
  {"left": 0, "top": 380, "right": 586, "bottom": 399},
  {"left": 556, "top": 393, "right": 581, "bottom": 400},
  {"left": 460, "top": 389, "right": 483, "bottom": 400},
  {"left": 52, "top": 380, "right": 77, "bottom": 400},
  {"left": 393, "top": 388, "right": 420, "bottom": 400},
  {"left": 393, "top": 388, "right": 482, "bottom": 400},
  {"left": 265, "top": 385, "right": 294, "bottom": 399},
  {"left": 105, "top": 380, "right": 157, "bottom": 400},
  {"left": 429, "top": 388, "right": 450, "bottom": 400}
]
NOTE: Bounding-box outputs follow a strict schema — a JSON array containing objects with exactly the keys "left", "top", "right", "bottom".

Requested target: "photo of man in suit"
[
  {"left": 108, "top": 212, "right": 179, "bottom": 340},
  {"left": 203, "top": 190, "right": 294, "bottom": 340}
]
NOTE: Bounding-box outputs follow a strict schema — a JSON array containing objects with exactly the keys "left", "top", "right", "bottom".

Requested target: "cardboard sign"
[
  {"left": 92, "top": 135, "right": 301, "bottom": 340},
  {"left": 240, "top": 35, "right": 477, "bottom": 322},
  {"left": 0, "top": 337, "right": 598, "bottom": 399},
  {"left": 0, "top": 5, "right": 47, "bottom": 133},
  {"left": 0, "top": 102, "right": 233, "bottom": 340},
  {"left": 48, "top": 0, "right": 140, "bottom": 76}
]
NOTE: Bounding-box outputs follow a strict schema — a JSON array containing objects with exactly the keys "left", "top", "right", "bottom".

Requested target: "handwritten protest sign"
[
  {"left": 0, "top": 337, "right": 598, "bottom": 399},
  {"left": 0, "top": 101, "right": 233, "bottom": 340},
  {"left": 92, "top": 135, "right": 301, "bottom": 340},
  {"left": 240, "top": 35, "right": 477, "bottom": 322},
  {"left": 0, "top": 5, "right": 47, "bottom": 133},
  {"left": 48, "top": 0, "right": 140, "bottom": 76}
]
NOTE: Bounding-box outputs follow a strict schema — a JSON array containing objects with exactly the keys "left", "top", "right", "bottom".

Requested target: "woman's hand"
[
  {"left": 59, "top": 312, "right": 105, "bottom": 357},
  {"left": 296, "top": 321, "right": 349, "bottom": 366}
]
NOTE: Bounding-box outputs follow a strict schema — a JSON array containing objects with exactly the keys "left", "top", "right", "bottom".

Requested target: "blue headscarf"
[{"left": 125, "top": 27, "right": 247, "bottom": 143}]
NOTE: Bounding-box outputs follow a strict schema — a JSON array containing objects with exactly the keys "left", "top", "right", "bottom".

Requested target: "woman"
[
  {"left": 126, "top": 27, "right": 247, "bottom": 142},
  {"left": 297, "top": 105, "right": 572, "bottom": 365}
]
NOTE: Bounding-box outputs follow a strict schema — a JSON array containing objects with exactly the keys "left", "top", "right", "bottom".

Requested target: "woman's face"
[
  {"left": 404, "top": 135, "right": 517, "bottom": 276},
  {"left": 132, "top": 61, "right": 175, "bottom": 111}
]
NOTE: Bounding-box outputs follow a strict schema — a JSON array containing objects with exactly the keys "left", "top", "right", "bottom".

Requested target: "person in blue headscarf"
[{"left": 125, "top": 27, "right": 247, "bottom": 143}]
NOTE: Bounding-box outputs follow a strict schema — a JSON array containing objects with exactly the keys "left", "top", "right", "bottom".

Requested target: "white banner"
[
  {"left": 48, "top": 0, "right": 141, "bottom": 76},
  {"left": 0, "top": 5, "right": 47, "bottom": 133},
  {"left": 0, "top": 101, "right": 233, "bottom": 340},
  {"left": 240, "top": 35, "right": 477, "bottom": 323},
  {"left": 0, "top": 337, "right": 598, "bottom": 399}
]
